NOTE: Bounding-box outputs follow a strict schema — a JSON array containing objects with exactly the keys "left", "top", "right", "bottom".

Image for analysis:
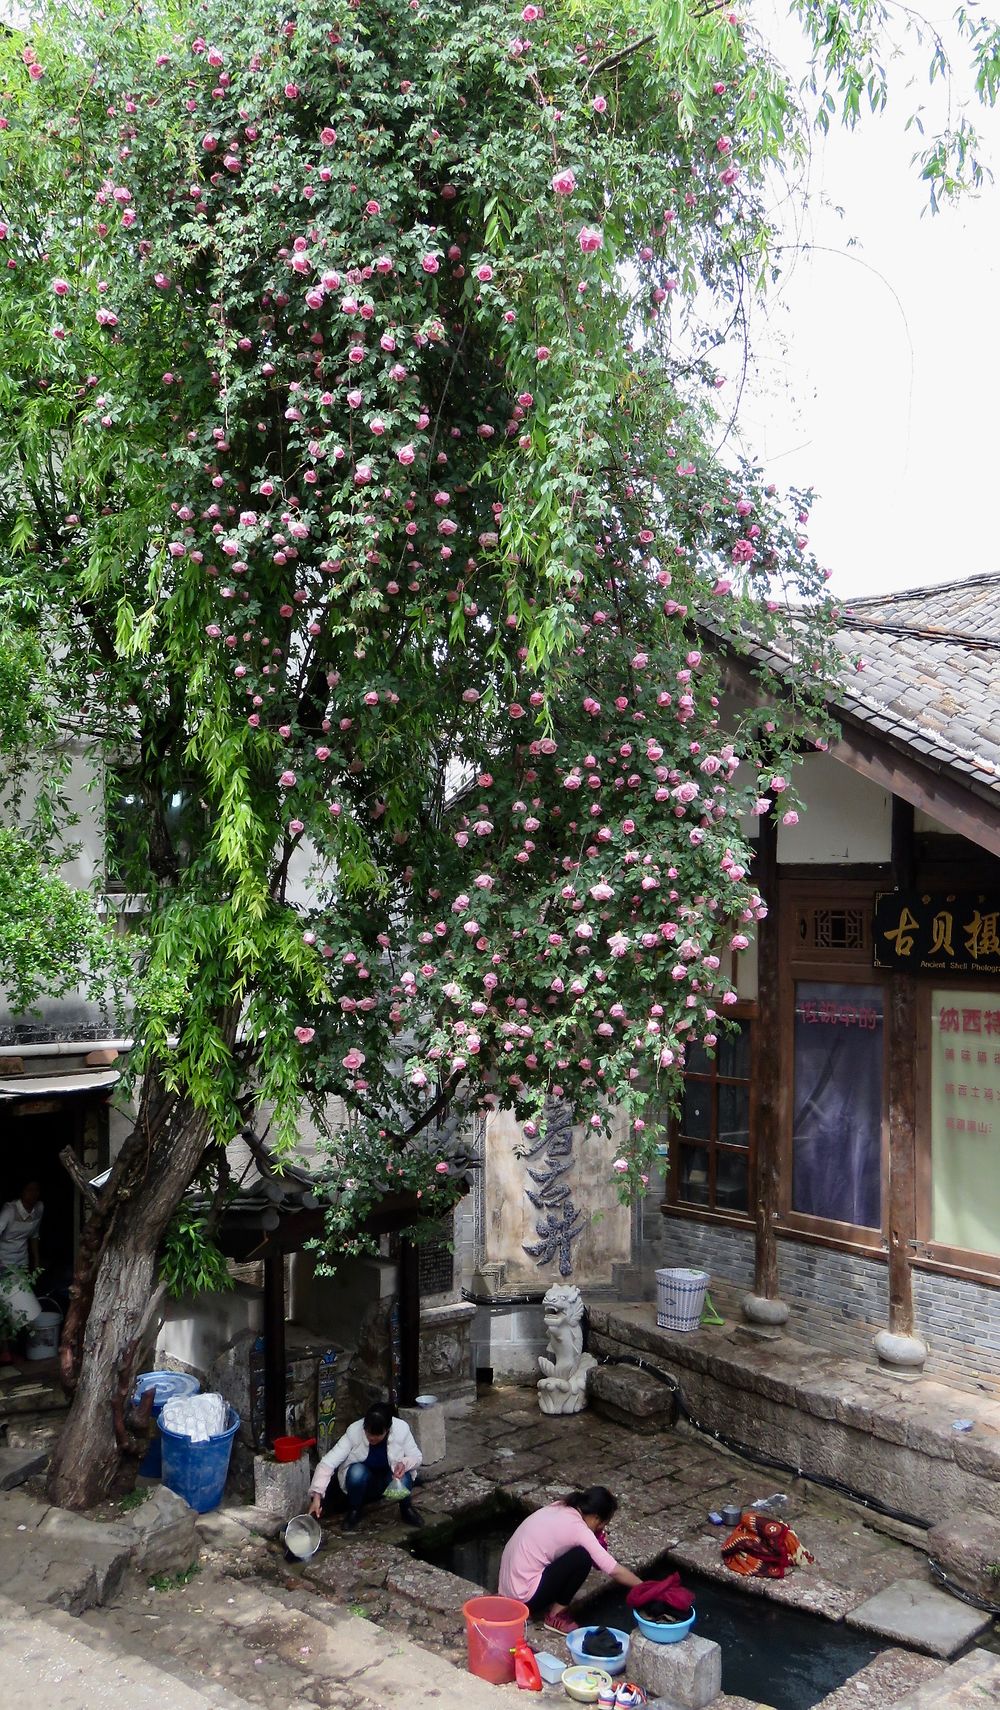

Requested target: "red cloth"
[{"left": 626, "top": 1573, "right": 695, "bottom": 1614}]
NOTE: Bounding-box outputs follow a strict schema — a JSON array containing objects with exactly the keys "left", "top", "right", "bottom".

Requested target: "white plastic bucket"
[
  {"left": 655, "top": 1268, "right": 709, "bottom": 1333},
  {"left": 26, "top": 1309, "right": 62, "bottom": 1360}
]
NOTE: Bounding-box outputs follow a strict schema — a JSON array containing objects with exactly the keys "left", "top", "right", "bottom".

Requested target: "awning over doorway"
[{"left": 0, "top": 1069, "right": 120, "bottom": 1100}]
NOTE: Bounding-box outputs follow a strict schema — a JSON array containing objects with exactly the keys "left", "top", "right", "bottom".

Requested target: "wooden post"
[
  {"left": 398, "top": 1237, "right": 421, "bottom": 1408},
  {"left": 753, "top": 811, "right": 781, "bottom": 1299},
  {"left": 887, "top": 797, "right": 917, "bottom": 1335},
  {"left": 263, "top": 1252, "right": 287, "bottom": 1444}
]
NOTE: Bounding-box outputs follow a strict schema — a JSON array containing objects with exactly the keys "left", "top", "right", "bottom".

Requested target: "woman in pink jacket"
[{"left": 499, "top": 1487, "right": 641, "bottom": 1635}]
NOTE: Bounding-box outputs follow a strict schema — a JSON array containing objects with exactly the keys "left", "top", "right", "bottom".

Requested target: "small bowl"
[
  {"left": 565, "top": 1626, "right": 631, "bottom": 1675},
  {"left": 414, "top": 1394, "right": 438, "bottom": 1408},
  {"left": 632, "top": 1608, "right": 695, "bottom": 1645},
  {"left": 561, "top": 1665, "right": 614, "bottom": 1704}
]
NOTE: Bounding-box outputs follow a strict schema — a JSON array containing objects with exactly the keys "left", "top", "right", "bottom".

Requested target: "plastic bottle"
[{"left": 512, "top": 1642, "right": 543, "bottom": 1692}]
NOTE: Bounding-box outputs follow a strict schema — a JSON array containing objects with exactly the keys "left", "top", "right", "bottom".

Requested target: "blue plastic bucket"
[
  {"left": 132, "top": 1370, "right": 201, "bottom": 1478},
  {"left": 160, "top": 1407, "right": 240, "bottom": 1512}
]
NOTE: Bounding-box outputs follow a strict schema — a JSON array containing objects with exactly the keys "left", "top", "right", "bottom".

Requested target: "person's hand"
[
  {"left": 392, "top": 1462, "right": 406, "bottom": 1480},
  {"left": 308, "top": 1494, "right": 322, "bottom": 1518}
]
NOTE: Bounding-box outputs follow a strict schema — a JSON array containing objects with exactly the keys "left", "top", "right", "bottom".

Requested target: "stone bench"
[{"left": 587, "top": 1361, "right": 677, "bottom": 1433}]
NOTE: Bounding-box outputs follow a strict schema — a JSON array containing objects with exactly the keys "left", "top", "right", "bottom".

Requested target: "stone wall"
[
  {"left": 913, "top": 1269, "right": 1000, "bottom": 1387},
  {"left": 482, "top": 1105, "right": 631, "bottom": 1289},
  {"left": 777, "top": 1241, "right": 889, "bottom": 1359}
]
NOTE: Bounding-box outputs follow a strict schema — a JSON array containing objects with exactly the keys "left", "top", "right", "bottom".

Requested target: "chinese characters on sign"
[
  {"left": 930, "top": 989, "right": 1000, "bottom": 1258},
  {"left": 874, "top": 892, "right": 1000, "bottom": 977},
  {"left": 521, "top": 1098, "right": 588, "bottom": 1277}
]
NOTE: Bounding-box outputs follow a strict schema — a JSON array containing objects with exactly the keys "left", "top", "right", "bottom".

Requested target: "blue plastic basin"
[
  {"left": 132, "top": 1370, "right": 200, "bottom": 1478},
  {"left": 159, "top": 1406, "right": 240, "bottom": 1512},
  {"left": 565, "top": 1626, "right": 631, "bottom": 1675},
  {"left": 633, "top": 1608, "right": 696, "bottom": 1644}
]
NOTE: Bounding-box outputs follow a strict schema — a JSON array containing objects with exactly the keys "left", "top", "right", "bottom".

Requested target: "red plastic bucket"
[{"left": 463, "top": 1595, "right": 529, "bottom": 1685}]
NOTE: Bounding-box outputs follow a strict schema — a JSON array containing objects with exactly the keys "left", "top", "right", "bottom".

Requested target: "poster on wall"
[
  {"left": 930, "top": 989, "right": 1000, "bottom": 1257},
  {"left": 874, "top": 892, "right": 1000, "bottom": 977}
]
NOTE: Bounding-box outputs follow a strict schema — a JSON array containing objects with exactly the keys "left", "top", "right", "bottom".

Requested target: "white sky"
[{"left": 735, "top": 6, "right": 1000, "bottom": 598}]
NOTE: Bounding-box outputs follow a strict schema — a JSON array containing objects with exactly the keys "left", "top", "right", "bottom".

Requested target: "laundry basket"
[{"left": 656, "top": 1268, "right": 710, "bottom": 1333}]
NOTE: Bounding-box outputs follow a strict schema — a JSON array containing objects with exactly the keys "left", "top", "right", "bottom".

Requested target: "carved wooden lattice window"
[{"left": 796, "top": 905, "right": 869, "bottom": 954}]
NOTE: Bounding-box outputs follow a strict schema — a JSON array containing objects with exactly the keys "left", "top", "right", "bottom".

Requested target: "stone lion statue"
[{"left": 537, "top": 1283, "right": 596, "bottom": 1415}]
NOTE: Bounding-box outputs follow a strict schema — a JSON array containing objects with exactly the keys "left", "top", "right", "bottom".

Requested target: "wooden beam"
[
  {"left": 752, "top": 812, "right": 781, "bottom": 1299},
  {"left": 262, "top": 1253, "right": 286, "bottom": 1444},
  {"left": 887, "top": 796, "right": 917, "bottom": 1335},
  {"left": 398, "top": 1237, "right": 421, "bottom": 1408}
]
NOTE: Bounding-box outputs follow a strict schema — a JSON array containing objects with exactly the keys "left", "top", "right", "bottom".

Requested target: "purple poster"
[{"left": 792, "top": 982, "right": 883, "bottom": 1228}]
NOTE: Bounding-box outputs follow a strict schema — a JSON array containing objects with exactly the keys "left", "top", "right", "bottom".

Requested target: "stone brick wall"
[
  {"left": 776, "top": 1241, "right": 888, "bottom": 1357},
  {"left": 913, "top": 1269, "right": 1000, "bottom": 1387},
  {"left": 642, "top": 1206, "right": 1000, "bottom": 1384}
]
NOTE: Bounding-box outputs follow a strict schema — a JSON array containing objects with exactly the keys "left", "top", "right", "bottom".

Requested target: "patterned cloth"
[{"left": 720, "top": 1512, "right": 814, "bottom": 1580}]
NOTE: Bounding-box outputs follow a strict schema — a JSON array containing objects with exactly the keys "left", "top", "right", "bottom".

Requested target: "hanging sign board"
[{"left": 873, "top": 892, "right": 1000, "bottom": 977}]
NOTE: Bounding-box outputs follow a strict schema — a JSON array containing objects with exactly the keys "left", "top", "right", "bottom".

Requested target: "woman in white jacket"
[{"left": 308, "top": 1402, "right": 423, "bottom": 1531}]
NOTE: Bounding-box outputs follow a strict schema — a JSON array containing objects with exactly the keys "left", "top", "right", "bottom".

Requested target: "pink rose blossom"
[
  {"left": 294, "top": 1026, "right": 315, "bottom": 1044},
  {"left": 577, "top": 225, "right": 604, "bottom": 253},
  {"left": 551, "top": 169, "right": 576, "bottom": 195}
]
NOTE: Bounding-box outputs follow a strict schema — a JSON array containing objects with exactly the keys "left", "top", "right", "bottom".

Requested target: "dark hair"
[
  {"left": 563, "top": 1486, "right": 618, "bottom": 1523},
  {"left": 363, "top": 1403, "right": 393, "bottom": 1437}
]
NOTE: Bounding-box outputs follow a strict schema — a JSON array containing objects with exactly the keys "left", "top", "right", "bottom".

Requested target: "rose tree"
[{"left": 1, "top": 0, "right": 841, "bottom": 1507}]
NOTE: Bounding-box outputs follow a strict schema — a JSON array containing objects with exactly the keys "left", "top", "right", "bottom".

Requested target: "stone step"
[
  {"left": 886, "top": 1647, "right": 1000, "bottom": 1709},
  {"left": 80, "top": 1557, "right": 516, "bottom": 1710},
  {"left": 0, "top": 1596, "right": 261, "bottom": 1710}
]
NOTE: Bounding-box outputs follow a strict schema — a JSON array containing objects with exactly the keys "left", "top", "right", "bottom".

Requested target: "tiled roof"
[{"left": 832, "top": 573, "right": 1000, "bottom": 801}]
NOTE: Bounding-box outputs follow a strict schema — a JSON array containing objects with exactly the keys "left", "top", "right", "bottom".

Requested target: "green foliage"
[
  {"left": 160, "top": 1209, "right": 234, "bottom": 1299},
  {"left": 0, "top": 830, "right": 127, "bottom": 1017},
  {"left": 149, "top": 1561, "right": 201, "bottom": 1591},
  {"left": 2, "top": 0, "right": 989, "bottom": 1266}
]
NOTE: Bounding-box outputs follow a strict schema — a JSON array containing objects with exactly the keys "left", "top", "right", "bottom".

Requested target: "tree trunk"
[{"left": 46, "top": 1089, "right": 213, "bottom": 1509}]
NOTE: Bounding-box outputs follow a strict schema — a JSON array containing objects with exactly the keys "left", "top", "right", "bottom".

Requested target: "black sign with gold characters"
[{"left": 873, "top": 892, "right": 1000, "bottom": 977}]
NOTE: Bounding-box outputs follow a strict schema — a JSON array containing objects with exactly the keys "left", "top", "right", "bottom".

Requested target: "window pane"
[
  {"left": 678, "top": 1146, "right": 710, "bottom": 1205},
  {"left": 685, "top": 1038, "right": 712, "bottom": 1077},
  {"left": 680, "top": 1079, "right": 712, "bottom": 1140},
  {"left": 717, "top": 1022, "right": 751, "bottom": 1082},
  {"left": 715, "top": 1151, "right": 749, "bottom": 1212},
  {"left": 718, "top": 1082, "right": 750, "bottom": 1147},
  {"left": 792, "top": 981, "right": 883, "bottom": 1228},
  {"left": 930, "top": 988, "right": 1000, "bottom": 1256}
]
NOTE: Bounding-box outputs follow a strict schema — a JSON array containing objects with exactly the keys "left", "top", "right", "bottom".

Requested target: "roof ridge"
[{"left": 843, "top": 570, "right": 1000, "bottom": 609}]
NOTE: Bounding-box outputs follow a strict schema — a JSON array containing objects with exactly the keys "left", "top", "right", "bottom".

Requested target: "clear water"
[{"left": 415, "top": 1523, "right": 886, "bottom": 1710}]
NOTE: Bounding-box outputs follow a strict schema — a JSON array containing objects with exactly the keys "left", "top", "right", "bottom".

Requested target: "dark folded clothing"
[{"left": 581, "top": 1627, "right": 624, "bottom": 1657}]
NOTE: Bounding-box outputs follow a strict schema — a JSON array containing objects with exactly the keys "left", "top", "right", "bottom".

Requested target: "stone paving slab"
[
  {"left": 810, "top": 1647, "right": 945, "bottom": 1710},
  {"left": 888, "top": 1649, "right": 1000, "bottom": 1708},
  {"left": 0, "top": 1444, "right": 48, "bottom": 1489},
  {"left": 0, "top": 1596, "right": 261, "bottom": 1710},
  {"left": 844, "top": 1579, "right": 992, "bottom": 1657}
]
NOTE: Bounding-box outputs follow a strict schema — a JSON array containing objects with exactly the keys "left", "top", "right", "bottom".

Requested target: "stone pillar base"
[
  {"left": 742, "top": 1293, "right": 790, "bottom": 1327},
  {"left": 253, "top": 1451, "right": 311, "bottom": 1518},
  {"left": 399, "top": 1402, "right": 446, "bottom": 1466},
  {"left": 874, "top": 1329, "right": 928, "bottom": 1373}
]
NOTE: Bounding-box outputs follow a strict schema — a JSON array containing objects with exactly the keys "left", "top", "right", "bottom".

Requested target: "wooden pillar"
[
  {"left": 398, "top": 1236, "right": 421, "bottom": 1408},
  {"left": 263, "top": 1251, "right": 287, "bottom": 1444},
  {"left": 887, "top": 797, "right": 917, "bottom": 1335},
  {"left": 752, "top": 811, "right": 781, "bottom": 1300}
]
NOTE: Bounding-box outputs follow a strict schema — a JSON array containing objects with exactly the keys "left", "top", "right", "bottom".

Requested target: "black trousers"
[{"left": 527, "top": 1545, "right": 593, "bottom": 1619}]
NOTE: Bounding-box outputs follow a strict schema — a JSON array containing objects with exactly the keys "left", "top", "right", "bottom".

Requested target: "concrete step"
[{"left": 0, "top": 1596, "right": 260, "bottom": 1710}]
